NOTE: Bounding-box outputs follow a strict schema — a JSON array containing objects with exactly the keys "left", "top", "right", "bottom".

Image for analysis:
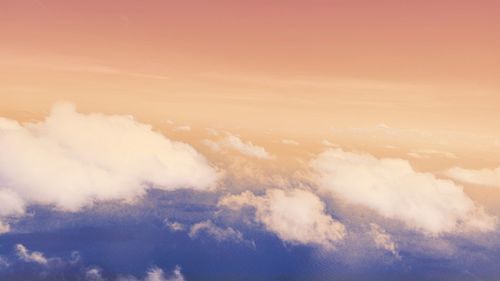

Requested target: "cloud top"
[
  {"left": 311, "top": 149, "right": 495, "bottom": 235},
  {"left": 0, "top": 102, "right": 219, "bottom": 231},
  {"left": 219, "top": 189, "right": 345, "bottom": 248}
]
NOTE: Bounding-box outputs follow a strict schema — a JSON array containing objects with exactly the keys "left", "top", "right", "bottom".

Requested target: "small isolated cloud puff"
[
  {"left": 446, "top": 167, "right": 500, "bottom": 187},
  {"left": 172, "top": 125, "right": 191, "bottom": 132},
  {"left": 0, "top": 102, "right": 219, "bottom": 232},
  {"left": 203, "top": 134, "right": 272, "bottom": 159},
  {"left": 0, "top": 256, "right": 9, "bottom": 268},
  {"left": 218, "top": 189, "right": 345, "bottom": 248},
  {"left": 189, "top": 220, "right": 246, "bottom": 243},
  {"left": 15, "top": 244, "right": 48, "bottom": 265},
  {"left": 311, "top": 149, "right": 496, "bottom": 235},
  {"left": 164, "top": 220, "right": 186, "bottom": 232},
  {"left": 118, "top": 266, "right": 185, "bottom": 281},
  {"left": 110, "top": 266, "right": 186, "bottom": 281},
  {"left": 144, "top": 267, "right": 184, "bottom": 281},
  {"left": 85, "top": 267, "right": 106, "bottom": 281},
  {"left": 281, "top": 139, "right": 299, "bottom": 146},
  {"left": 370, "top": 223, "right": 400, "bottom": 258}
]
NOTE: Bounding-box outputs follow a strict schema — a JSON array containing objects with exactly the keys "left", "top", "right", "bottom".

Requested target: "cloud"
[
  {"left": 15, "top": 244, "right": 48, "bottom": 265},
  {"left": 172, "top": 125, "right": 191, "bottom": 132},
  {"left": 219, "top": 189, "right": 345, "bottom": 248},
  {"left": 0, "top": 189, "right": 25, "bottom": 233},
  {"left": 311, "top": 149, "right": 496, "bottom": 235},
  {"left": 0, "top": 102, "right": 219, "bottom": 232},
  {"left": 85, "top": 267, "right": 106, "bottom": 281},
  {"left": 281, "top": 139, "right": 299, "bottom": 146},
  {"left": 188, "top": 220, "right": 246, "bottom": 243},
  {"left": 203, "top": 134, "right": 272, "bottom": 159},
  {"left": 145, "top": 267, "right": 185, "bottom": 281},
  {"left": 370, "top": 223, "right": 399, "bottom": 258},
  {"left": 321, "top": 140, "right": 338, "bottom": 147},
  {"left": 164, "top": 220, "right": 186, "bottom": 232},
  {"left": 205, "top": 128, "right": 219, "bottom": 136},
  {"left": 407, "top": 149, "right": 457, "bottom": 159},
  {"left": 0, "top": 256, "right": 9, "bottom": 268},
  {"left": 118, "top": 266, "right": 185, "bottom": 281},
  {"left": 446, "top": 167, "right": 500, "bottom": 187}
]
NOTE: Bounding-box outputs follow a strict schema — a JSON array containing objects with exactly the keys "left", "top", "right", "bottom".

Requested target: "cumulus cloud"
[
  {"left": 15, "top": 244, "right": 48, "bottom": 265},
  {"left": 446, "top": 167, "right": 500, "bottom": 187},
  {"left": 311, "top": 149, "right": 496, "bottom": 235},
  {"left": 0, "top": 102, "right": 219, "bottom": 232},
  {"left": 188, "top": 220, "right": 247, "bottom": 244},
  {"left": 218, "top": 189, "right": 345, "bottom": 248},
  {"left": 370, "top": 223, "right": 399, "bottom": 258},
  {"left": 202, "top": 134, "right": 272, "bottom": 159}
]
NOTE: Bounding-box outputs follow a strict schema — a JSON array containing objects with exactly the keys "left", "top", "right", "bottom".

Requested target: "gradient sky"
[
  {"left": 1, "top": 1, "right": 500, "bottom": 281},
  {"left": 2, "top": 0, "right": 500, "bottom": 136}
]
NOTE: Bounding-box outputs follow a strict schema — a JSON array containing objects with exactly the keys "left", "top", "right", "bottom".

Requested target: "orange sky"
[{"left": 1, "top": 0, "right": 500, "bottom": 141}]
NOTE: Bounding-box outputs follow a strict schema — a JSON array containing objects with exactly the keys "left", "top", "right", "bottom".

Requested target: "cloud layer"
[
  {"left": 0, "top": 103, "right": 219, "bottom": 231},
  {"left": 446, "top": 166, "right": 500, "bottom": 187},
  {"left": 219, "top": 189, "right": 345, "bottom": 248},
  {"left": 311, "top": 149, "right": 495, "bottom": 235}
]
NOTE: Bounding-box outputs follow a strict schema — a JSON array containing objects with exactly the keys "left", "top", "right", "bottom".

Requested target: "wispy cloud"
[
  {"left": 203, "top": 134, "right": 273, "bottom": 159},
  {"left": 446, "top": 167, "right": 500, "bottom": 187}
]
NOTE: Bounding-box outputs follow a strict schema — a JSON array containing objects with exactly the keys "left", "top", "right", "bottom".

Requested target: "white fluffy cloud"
[
  {"left": 0, "top": 103, "right": 219, "bottom": 232},
  {"left": 218, "top": 189, "right": 345, "bottom": 248},
  {"left": 203, "top": 134, "right": 272, "bottom": 159},
  {"left": 446, "top": 167, "right": 500, "bottom": 187},
  {"left": 311, "top": 149, "right": 496, "bottom": 235},
  {"left": 15, "top": 244, "right": 48, "bottom": 265}
]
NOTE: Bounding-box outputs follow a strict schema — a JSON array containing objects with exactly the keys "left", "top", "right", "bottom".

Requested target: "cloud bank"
[
  {"left": 446, "top": 166, "right": 500, "bottom": 187},
  {"left": 311, "top": 149, "right": 495, "bottom": 235},
  {"left": 0, "top": 103, "right": 219, "bottom": 232},
  {"left": 219, "top": 189, "right": 345, "bottom": 248}
]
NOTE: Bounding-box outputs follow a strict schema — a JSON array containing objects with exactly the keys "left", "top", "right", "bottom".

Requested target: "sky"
[{"left": 1, "top": 1, "right": 500, "bottom": 280}]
